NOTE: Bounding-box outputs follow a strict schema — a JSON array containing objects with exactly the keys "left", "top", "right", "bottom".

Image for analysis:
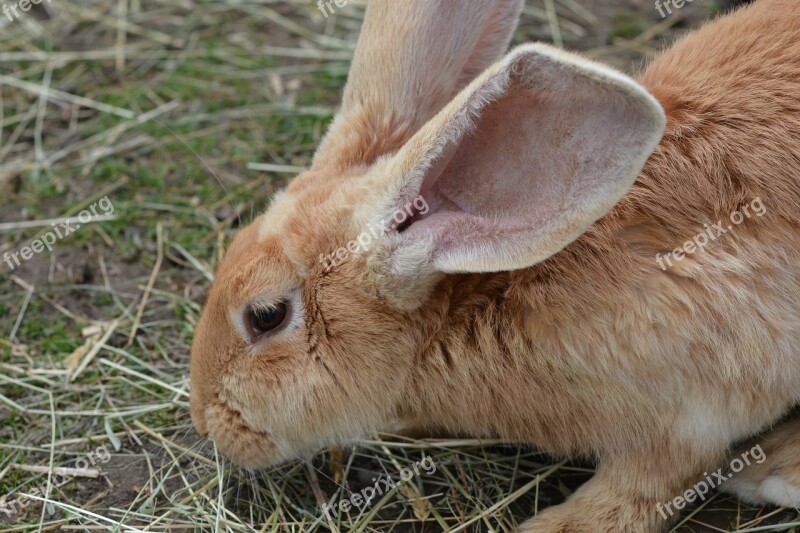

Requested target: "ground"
[{"left": 0, "top": 0, "right": 798, "bottom": 531}]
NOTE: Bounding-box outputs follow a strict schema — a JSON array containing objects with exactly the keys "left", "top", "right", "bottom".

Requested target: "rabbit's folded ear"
[
  {"left": 372, "top": 44, "right": 666, "bottom": 276},
  {"left": 313, "top": 0, "right": 524, "bottom": 169}
]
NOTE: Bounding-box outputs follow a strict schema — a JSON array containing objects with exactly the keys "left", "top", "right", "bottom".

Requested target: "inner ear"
[
  {"left": 419, "top": 88, "right": 563, "bottom": 221},
  {"left": 374, "top": 44, "right": 665, "bottom": 275},
  {"left": 414, "top": 85, "right": 631, "bottom": 234},
  {"left": 401, "top": 87, "right": 581, "bottom": 251}
]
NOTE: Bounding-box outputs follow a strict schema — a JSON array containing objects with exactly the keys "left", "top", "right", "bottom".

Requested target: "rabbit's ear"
[
  {"left": 371, "top": 44, "right": 666, "bottom": 276},
  {"left": 313, "top": 0, "right": 524, "bottom": 169}
]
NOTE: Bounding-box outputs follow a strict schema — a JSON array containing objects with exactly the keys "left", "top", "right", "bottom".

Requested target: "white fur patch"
[
  {"left": 759, "top": 476, "right": 800, "bottom": 507},
  {"left": 725, "top": 475, "right": 800, "bottom": 507},
  {"left": 677, "top": 401, "right": 737, "bottom": 448}
]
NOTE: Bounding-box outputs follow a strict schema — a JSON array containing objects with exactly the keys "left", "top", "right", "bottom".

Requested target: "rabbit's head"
[{"left": 190, "top": 0, "right": 666, "bottom": 468}]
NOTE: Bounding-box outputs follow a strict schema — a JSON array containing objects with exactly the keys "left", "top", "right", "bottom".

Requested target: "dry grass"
[{"left": 1, "top": 0, "right": 799, "bottom": 531}]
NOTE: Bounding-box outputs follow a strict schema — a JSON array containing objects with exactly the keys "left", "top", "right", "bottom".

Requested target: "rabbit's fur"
[{"left": 190, "top": 0, "right": 800, "bottom": 530}]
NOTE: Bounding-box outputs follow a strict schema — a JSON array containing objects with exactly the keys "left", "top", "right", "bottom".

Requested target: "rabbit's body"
[
  {"left": 190, "top": 0, "right": 800, "bottom": 530},
  {"left": 405, "top": 0, "right": 800, "bottom": 454}
]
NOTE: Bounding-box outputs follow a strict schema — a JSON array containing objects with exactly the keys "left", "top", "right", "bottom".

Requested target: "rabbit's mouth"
[{"left": 205, "top": 400, "right": 279, "bottom": 469}]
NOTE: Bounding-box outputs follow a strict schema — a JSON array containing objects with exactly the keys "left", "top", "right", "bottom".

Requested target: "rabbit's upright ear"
[
  {"left": 313, "top": 0, "right": 524, "bottom": 169},
  {"left": 371, "top": 44, "right": 666, "bottom": 278}
]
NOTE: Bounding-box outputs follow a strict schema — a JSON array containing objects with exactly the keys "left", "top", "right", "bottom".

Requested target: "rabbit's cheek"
[{"left": 205, "top": 401, "right": 279, "bottom": 468}]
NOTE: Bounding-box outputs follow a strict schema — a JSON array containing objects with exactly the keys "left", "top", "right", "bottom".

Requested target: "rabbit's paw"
[
  {"left": 517, "top": 460, "right": 682, "bottom": 533},
  {"left": 722, "top": 416, "right": 800, "bottom": 508},
  {"left": 518, "top": 497, "right": 667, "bottom": 533}
]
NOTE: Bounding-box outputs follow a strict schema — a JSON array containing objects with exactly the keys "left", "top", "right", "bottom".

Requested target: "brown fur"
[{"left": 190, "top": 1, "right": 800, "bottom": 530}]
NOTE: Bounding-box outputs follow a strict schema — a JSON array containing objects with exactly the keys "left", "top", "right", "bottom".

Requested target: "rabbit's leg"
[
  {"left": 519, "top": 444, "right": 720, "bottom": 533},
  {"left": 721, "top": 416, "right": 800, "bottom": 508}
]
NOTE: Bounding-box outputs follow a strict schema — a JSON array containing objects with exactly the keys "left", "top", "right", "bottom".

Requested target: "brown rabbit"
[{"left": 189, "top": 0, "right": 800, "bottom": 530}]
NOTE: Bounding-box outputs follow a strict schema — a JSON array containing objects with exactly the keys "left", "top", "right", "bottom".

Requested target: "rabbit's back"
[
  {"left": 635, "top": 0, "right": 800, "bottom": 238},
  {"left": 484, "top": 0, "right": 800, "bottom": 451}
]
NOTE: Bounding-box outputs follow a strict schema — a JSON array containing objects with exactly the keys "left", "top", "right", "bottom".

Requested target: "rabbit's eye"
[{"left": 246, "top": 302, "right": 288, "bottom": 341}]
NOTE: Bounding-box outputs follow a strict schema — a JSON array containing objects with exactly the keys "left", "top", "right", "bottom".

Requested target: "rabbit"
[{"left": 189, "top": 0, "right": 800, "bottom": 530}]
